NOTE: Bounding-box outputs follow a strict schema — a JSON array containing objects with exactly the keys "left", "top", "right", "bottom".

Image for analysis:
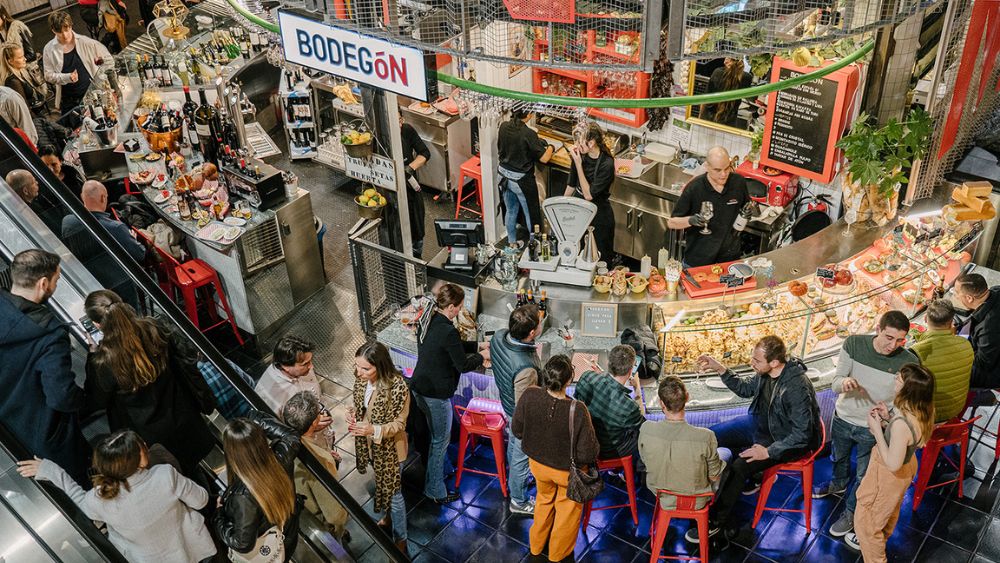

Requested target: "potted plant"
[
  {"left": 748, "top": 126, "right": 764, "bottom": 167},
  {"left": 836, "top": 108, "right": 932, "bottom": 227}
]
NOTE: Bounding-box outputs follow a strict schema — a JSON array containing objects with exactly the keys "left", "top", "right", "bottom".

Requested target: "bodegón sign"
[{"left": 278, "top": 10, "right": 431, "bottom": 100}]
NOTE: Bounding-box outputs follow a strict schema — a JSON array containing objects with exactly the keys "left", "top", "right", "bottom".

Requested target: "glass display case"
[{"left": 652, "top": 215, "right": 983, "bottom": 375}]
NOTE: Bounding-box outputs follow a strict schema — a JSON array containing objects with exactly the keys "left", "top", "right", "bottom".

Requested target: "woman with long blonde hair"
[
  {"left": 85, "top": 301, "right": 216, "bottom": 479},
  {"left": 17, "top": 430, "right": 217, "bottom": 562},
  {"left": 847, "top": 363, "right": 935, "bottom": 561},
  {"left": 216, "top": 415, "right": 302, "bottom": 561},
  {"left": 0, "top": 42, "right": 47, "bottom": 113}
]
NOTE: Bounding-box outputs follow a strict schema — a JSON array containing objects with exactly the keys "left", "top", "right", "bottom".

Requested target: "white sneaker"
[
  {"left": 844, "top": 532, "right": 861, "bottom": 551},
  {"left": 509, "top": 498, "right": 535, "bottom": 515}
]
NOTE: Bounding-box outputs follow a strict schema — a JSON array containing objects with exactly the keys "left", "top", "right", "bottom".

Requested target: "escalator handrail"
[
  {"left": 0, "top": 121, "right": 407, "bottom": 561},
  {"left": 0, "top": 422, "right": 129, "bottom": 563}
]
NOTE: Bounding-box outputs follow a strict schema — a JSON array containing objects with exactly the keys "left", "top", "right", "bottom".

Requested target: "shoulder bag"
[
  {"left": 565, "top": 400, "right": 603, "bottom": 503},
  {"left": 227, "top": 526, "right": 284, "bottom": 563}
]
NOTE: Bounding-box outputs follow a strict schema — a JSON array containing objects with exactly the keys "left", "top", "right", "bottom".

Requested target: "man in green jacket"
[{"left": 910, "top": 299, "right": 973, "bottom": 423}]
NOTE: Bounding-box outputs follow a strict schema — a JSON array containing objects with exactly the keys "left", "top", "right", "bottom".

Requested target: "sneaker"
[
  {"left": 428, "top": 491, "right": 460, "bottom": 504},
  {"left": 843, "top": 532, "right": 861, "bottom": 551},
  {"left": 741, "top": 479, "right": 762, "bottom": 496},
  {"left": 509, "top": 498, "right": 535, "bottom": 515},
  {"left": 684, "top": 525, "right": 720, "bottom": 544},
  {"left": 812, "top": 482, "right": 848, "bottom": 499},
  {"left": 829, "top": 510, "right": 854, "bottom": 537}
]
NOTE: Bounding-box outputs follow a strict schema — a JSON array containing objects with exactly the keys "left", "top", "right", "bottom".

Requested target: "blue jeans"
[
  {"left": 414, "top": 393, "right": 454, "bottom": 499},
  {"left": 384, "top": 490, "right": 407, "bottom": 542},
  {"left": 829, "top": 414, "right": 876, "bottom": 514},
  {"left": 710, "top": 414, "right": 757, "bottom": 453},
  {"left": 507, "top": 430, "right": 531, "bottom": 505},
  {"left": 502, "top": 182, "right": 532, "bottom": 244}
]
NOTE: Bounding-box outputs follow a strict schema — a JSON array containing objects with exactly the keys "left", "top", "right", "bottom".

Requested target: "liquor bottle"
[
  {"left": 933, "top": 281, "right": 946, "bottom": 301},
  {"left": 526, "top": 290, "right": 534, "bottom": 304},
  {"left": 733, "top": 201, "right": 753, "bottom": 232},
  {"left": 195, "top": 87, "right": 219, "bottom": 162},
  {"left": 254, "top": 165, "right": 261, "bottom": 179},
  {"left": 540, "top": 234, "right": 550, "bottom": 261},
  {"left": 528, "top": 225, "right": 540, "bottom": 261},
  {"left": 517, "top": 289, "right": 526, "bottom": 307},
  {"left": 177, "top": 184, "right": 192, "bottom": 220},
  {"left": 539, "top": 290, "right": 548, "bottom": 319}
]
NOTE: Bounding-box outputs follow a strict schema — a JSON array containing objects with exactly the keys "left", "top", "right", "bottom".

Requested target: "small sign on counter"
[{"left": 580, "top": 303, "right": 618, "bottom": 338}]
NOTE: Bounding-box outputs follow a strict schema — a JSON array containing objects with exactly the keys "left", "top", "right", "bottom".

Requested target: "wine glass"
[{"left": 700, "top": 201, "right": 714, "bottom": 235}]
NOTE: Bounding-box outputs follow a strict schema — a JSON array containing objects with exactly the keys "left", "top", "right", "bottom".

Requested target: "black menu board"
[{"left": 765, "top": 67, "right": 839, "bottom": 175}]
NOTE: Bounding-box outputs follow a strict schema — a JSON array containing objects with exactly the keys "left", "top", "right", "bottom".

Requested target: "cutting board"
[{"left": 680, "top": 260, "right": 758, "bottom": 298}]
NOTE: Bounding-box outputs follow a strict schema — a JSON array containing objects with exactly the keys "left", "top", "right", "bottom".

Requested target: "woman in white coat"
[{"left": 17, "top": 430, "right": 217, "bottom": 563}]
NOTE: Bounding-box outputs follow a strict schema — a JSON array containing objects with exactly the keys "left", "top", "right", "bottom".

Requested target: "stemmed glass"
[{"left": 700, "top": 201, "right": 714, "bottom": 235}]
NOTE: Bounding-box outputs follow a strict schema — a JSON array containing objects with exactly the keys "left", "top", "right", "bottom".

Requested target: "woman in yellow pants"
[
  {"left": 848, "top": 364, "right": 935, "bottom": 562},
  {"left": 512, "top": 355, "right": 599, "bottom": 561}
]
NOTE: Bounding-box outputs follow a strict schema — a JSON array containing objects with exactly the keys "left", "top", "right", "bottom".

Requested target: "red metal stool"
[
  {"left": 455, "top": 156, "right": 483, "bottom": 218},
  {"left": 963, "top": 390, "right": 1000, "bottom": 460},
  {"left": 149, "top": 242, "right": 244, "bottom": 345},
  {"left": 124, "top": 177, "right": 142, "bottom": 196},
  {"left": 130, "top": 226, "right": 173, "bottom": 296},
  {"left": 752, "top": 419, "right": 826, "bottom": 532},
  {"left": 912, "top": 415, "right": 981, "bottom": 510},
  {"left": 454, "top": 398, "right": 508, "bottom": 497},
  {"left": 581, "top": 455, "right": 639, "bottom": 527},
  {"left": 649, "top": 490, "right": 715, "bottom": 562}
]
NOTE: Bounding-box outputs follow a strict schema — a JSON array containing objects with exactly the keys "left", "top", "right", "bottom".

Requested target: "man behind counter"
[
  {"left": 667, "top": 146, "right": 749, "bottom": 267},
  {"left": 498, "top": 109, "right": 553, "bottom": 245},
  {"left": 399, "top": 115, "right": 430, "bottom": 258}
]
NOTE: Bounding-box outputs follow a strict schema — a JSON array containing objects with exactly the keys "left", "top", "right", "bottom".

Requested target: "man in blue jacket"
[
  {"left": 688, "top": 335, "right": 821, "bottom": 543},
  {"left": 490, "top": 304, "right": 542, "bottom": 515},
  {"left": 0, "top": 249, "right": 88, "bottom": 484}
]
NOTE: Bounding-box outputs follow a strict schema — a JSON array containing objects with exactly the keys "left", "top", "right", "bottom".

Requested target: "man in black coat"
[
  {"left": 0, "top": 249, "right": 89, "bottom": 485},
  {"left": 955, "top": 273, "right": 1000, "bottom": 390},
  {"left": 689, "top": 335, "right": 821, "bottom": 544}
]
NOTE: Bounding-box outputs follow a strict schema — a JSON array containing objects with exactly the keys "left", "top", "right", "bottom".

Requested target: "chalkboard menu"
[
  {"left": 580, "top": 303, "right": 618, "bottom": 338},
  {"left": 760, "top": 58, "right": 862, "bottom": 183},
  {"left": 766, "top": 67, "right": 838, "bottom": 175}
]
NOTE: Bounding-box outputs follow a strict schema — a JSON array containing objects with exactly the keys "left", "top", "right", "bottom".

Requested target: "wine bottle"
[
  {"left": 143, "top": 55, "right": 155, "bottom": 81},
  {"left": 540, "top": 234, "right": 550, "bottom": 261},
  {"left": 539, "top": 290, "right": 548, "bottom": 319},
  {"left": 152, "top": 56, "right": 164, "bottom": 85},
  {"left": 529, "top": 225, "right": 540, "bottom": 260},
  {"left": 195, "top": 87, "right": 219, "bottom": 162},
  {"left": 733, "top": 201, "right": 753, "bottom": 232}
]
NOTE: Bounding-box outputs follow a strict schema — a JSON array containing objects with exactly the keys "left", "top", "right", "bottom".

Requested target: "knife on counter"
[{"left": 682, "top": 269, "right": 701, "bottom": 289}]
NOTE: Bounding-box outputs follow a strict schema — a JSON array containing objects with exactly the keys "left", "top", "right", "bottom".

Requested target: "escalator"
[{"left": 0, "top": 120, "right": 405, "bottom": 562}]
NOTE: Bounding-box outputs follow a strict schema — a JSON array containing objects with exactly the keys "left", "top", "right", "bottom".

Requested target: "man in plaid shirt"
[{"left": 574, "top": 345, "right": 647, "bottom": 464}]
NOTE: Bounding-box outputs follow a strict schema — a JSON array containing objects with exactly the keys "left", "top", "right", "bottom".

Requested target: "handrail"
[
  {"left": 225, "top": 0, "right": 873, "bottom": 108},
  {"left": 0, "top": 121, "right": 407, "bottom": 561},
  {"left": 0, "top": 422, "right": 129, "bottom": 562}
]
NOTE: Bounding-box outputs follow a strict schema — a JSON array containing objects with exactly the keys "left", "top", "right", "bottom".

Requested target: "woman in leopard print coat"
[{"left": 349, "top": 341, "right": 410, "bottom": 553}]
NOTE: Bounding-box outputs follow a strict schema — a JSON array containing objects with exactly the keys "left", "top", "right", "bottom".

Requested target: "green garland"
[{"left": 225, "top": 0, "right": 873, "bottom": 109}]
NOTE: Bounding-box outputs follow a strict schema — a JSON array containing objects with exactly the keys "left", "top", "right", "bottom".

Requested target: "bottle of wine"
[
  {"left": 152, "top": 56, "right": 164, "bottom": 85},
  {"left": 539, "top": 290, "right": 548, "bottom": 319},
  {"left": 143, "top": 55, "right": 155, "bottom": 82},
  {"left": 733, "top": 201, "right": 753, "bottom": 232},
  {"left": 195, "top": 87, "right": 219, "bottom": 162},
  {"left": 177, "top": 184, "right": 192, "bottom": 220},
  {"left": 540, "top": 234, "right": 550, "bottom": 261},
  {"left": 529, "top": 225, "right": 540, "bottom": 261},
  {"left": 158, "top": 103, "right": 171, "bottom": 132}
]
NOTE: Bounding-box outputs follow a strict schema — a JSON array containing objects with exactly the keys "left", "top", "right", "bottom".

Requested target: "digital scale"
[{"left": 521, "top": 197, "right": 599, "bottom": 287}]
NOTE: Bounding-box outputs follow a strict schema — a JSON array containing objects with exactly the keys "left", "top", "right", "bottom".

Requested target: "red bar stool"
[
  {"left": 455, "top": 156, "right": 483, "bottom": 219},
  {"left": 149, "top": 242, "right": 245, "bottom": 345},
  {"left": 963, "top": 390, "right": 1000, "bottom": 460},
  {"left": 454, "top": 398, "right": 508, "bottom": 497},
  {"left": 752, "top": 419, "right": 826, "bottom": 532},
  {"left": 124, "top": 177, "right": 142, "bottom": 196},
  {"left": 649, "top": 490, "right": 715, "bottom": 562},
  {"left": 912, "top": 415, "right": 981, "bottom": 510},
  {"left": 581, "top": 455, "right": 639, "bottom": 527},
  {"left": 129, "top": 226, "right": 173, "bottom": 296}
]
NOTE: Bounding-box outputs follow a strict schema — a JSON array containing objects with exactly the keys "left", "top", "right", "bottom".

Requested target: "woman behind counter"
[{"left": 565, "top": 123, "right": 616, "bottom": 264}]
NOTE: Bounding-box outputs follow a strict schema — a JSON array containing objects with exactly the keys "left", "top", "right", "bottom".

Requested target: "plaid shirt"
[
  {"left": 573, "top": 370, "right": 645, "bottom": 456},
  {"left": 197, "top": 360, "right": 254, "bottom": 420}
]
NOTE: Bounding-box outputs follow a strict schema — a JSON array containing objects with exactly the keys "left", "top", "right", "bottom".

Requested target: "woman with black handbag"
[
  {"left": 512, "top": 355, "right": 600, "bottom": 562},
  {"left": 84, "top": 299, "right": 217, "bottom": 480}
]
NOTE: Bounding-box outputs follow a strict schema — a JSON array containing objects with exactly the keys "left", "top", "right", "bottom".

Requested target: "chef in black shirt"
[
  {"left": 400, "top": 114, "right": 431, "bottom": 257},
  {"left": 498, "top": 109, "right": 553, "bottom": 244},
  {"left": 668, "top": 146, "right": 749, "bottom": 267},
  {"left": 564, "top": 123, "right": 616, "bottom": 263}
]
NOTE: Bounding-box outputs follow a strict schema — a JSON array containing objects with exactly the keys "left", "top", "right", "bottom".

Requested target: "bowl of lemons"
[
  {"left": 355, "top": 187, "right": 388, "bottom": 219},
  {"left": 341, "top": 128, "right": 373, "bottom": 158}
]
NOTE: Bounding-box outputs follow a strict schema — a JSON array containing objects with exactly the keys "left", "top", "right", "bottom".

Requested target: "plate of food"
[
  {"left": 153, "top": 190, "right": 172, "bottom": 204},
  {"left": 223, "top": 216, "right": 247, "bottom": 227},
  {"left": 129, "top": 152, "right": 148, "bottom": 162},
  {"left": 129, "top": 169, "right": 154, "bottom": 184},
  {"left": 222, "top": 226, "right": 242, "bottom": 241},
  {"left": 145, "top": 152, "right": 162, "bottom": 162},
  {"left": 862, "top": 259, "right": 884, "bottom": 274},
  {"left": 151, "top": 173, "right": 167, "bottom": 189},
  {"left": 762, "top": 166, "right": 782, "bottom": 176}
]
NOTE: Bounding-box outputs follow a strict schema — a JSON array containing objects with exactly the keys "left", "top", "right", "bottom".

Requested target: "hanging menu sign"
[{"left": 760, "top": 58, "right": 861, "bottom": 183}]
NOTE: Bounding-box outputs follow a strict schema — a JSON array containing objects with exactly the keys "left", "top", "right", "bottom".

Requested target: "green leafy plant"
[
  {"left": 835, "top": 107, "right": 933, "bottom": 198},
  {"left": 749, "top": 126, "right": 764, "bottom": 157}
]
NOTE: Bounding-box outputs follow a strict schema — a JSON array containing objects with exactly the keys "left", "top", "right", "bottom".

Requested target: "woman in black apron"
[{"left": 565, "top": 123, "right": 616, "bottom": 264}]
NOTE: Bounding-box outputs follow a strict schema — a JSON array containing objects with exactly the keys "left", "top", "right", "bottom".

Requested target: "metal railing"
[{"left": 0, "top": 119, "right": 407, "bottom": 562}]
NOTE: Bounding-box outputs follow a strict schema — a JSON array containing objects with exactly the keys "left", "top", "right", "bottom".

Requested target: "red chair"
[
  {"left": 148, "top": 241, "right": 244, "bottom": 345},
  {"left": 752, "top": 419, "right": 826, "bottom": 532},
  {"left": 124, "top": 177, "right": 142, "bottom": 196},
  {"left": 454, "top": 399, "right": 508, "bottom": 497},
  {"left": 581, "top": 455, "right": 639, "bottom": 528},
  {"left": 455, "top": 156, "right": 483, "bottom": 219},
  {"left": 649, "top": 490, "right": 715, "bottom": 562},
  {"left": 963, "top": 391, "right": 1000, "bottom": 460},
  {"left": 130, "top": 226, "right": 173, "bottom": 296},
  {"left": 912, "top": 416, "right": 981, "bottom": 510}
]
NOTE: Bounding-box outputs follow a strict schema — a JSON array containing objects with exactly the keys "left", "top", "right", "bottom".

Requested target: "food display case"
[{"left": 651, "top": 214, "right": 982, "bottom": 375}]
